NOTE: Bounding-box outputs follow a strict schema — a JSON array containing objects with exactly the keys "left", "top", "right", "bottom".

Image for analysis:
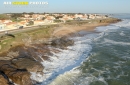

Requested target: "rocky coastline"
[
  {"left": 0, "top": 18, "right": 121, "bottom": 85},
  {"left": 0, "top": 36, "right": 75, "bottom": 85}
]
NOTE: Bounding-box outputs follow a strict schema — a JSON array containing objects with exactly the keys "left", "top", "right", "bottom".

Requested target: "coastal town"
[
  {"left": 0, "top": 0, "right": 129, "bottom": 84},
  {"left": 0, "top": 13, "right": 108, "bottom": 31}
]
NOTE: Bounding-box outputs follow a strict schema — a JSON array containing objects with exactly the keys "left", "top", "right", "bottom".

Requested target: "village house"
[
  {"left": 0, "top": 20, "right": 12, "bottom": 24},
  {"left": 44, "top": 16, "right": 55, "bottom": 23},
  {"left": 34, "top": 20, "right": 45, "bottom": 25},
  {"left": 95, "top": 15, "right": 102, "bottom": 18},
  {"left": 74, "top": 14, "right": 83, "bottom": 19},
  {"left": 32, "top": 14, "right": 40, "bottom": 20},
  {"left": 17, "top": 21, "right": 28, "bottom": 27},
  {"left": 63, "top": 16, "right": 73, "bottom": 20},
  {"left": 20, "top": 14, "right": 31, "bottom": 20},
  {"left": 79, "top": 14, "right": 89, "bottom": 20},
  {"left": 102, "top": 15, "right": 108, "bottom": 18},
  {"left": 24, "top": 14, "right": 30, "bottom": 18},
  {"left": 59, "top": 15, "right": 74, "bottom": 22},
  {"left": 6, "top": 22, "right": 17, "bottom": 29},
  {"left": 88, "top": 14, "right": 96, "bottom": 19}
]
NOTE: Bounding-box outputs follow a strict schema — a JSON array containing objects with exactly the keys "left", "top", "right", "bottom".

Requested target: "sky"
[{"left": 0, "top": 0, "right": 130, "bottom": 13}]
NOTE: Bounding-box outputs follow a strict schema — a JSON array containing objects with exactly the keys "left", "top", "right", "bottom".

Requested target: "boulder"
[
  {"left": 8, "top": 71, "right": 32, "bottom": 85},
  {"left": 11, "top": 58, "right": 44, "bottom": 72},
  {"left": 0, "top": 75, "right": 8, "bottom": 85},
  {"left": 51, "top": 37, "right": 74, "bottom": 49},
  {"left": 0, "top": 62, "right": 32, "bottom": 85}
]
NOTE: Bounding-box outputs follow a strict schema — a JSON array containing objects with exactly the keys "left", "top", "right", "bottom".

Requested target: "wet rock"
[
  {"left": 11, "top": 58, "right": 44, "bottom": 72},
  {"left": 100, "top": 18, "right": 121, "bottom": 23},
  {"left": 0, "top": 51, "right": 19, "bottom": 61},
  {"left": 51, "top": 37, "right": 74, "bottom": 49},
  {"left": 6, "top": 51, "right": 19, "bottom": 59},
  {"left": 0, "top": 61, "right": 32, "bottom": 85},
  {"left": 0, "top": 75, "right": 8, "bottom": 85},
  {"left": 25, "top": 48, "right": 44, "bottom": 62},
  {"left": 41, "top": 56, "right": 49, "bottom": 60},
  {"left": 8, "top": 71, "right": 32, "bottom": 85}
]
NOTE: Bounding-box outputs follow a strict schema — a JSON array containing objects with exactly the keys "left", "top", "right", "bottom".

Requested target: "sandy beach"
[{"left": 52, "top": 23, "right": 112, "bottom": 37}]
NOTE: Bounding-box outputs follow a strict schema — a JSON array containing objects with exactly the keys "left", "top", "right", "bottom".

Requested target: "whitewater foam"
[
  {"left": 104, "top": 38, "right": 130, "bottom": 46},
  {"left": 31, "top": 34, "right": 94, "bottom": 85},
  {"left": 114, "top": 19, "right": 130, "bottom": 28}
]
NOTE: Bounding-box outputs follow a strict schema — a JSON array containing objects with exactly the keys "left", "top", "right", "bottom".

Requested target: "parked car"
[{"left": 19, "top": 26, "right": 24, "bottom": 29}]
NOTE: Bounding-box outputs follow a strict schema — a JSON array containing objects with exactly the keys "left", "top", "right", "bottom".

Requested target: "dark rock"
[
  {"left": 11, "top": 58, "right": 44, "bottom": 72},
  {"left": 41, "top": 56, "right": 49, "bottom": 60},
  {"left": 8, "top": 71, "right": 32, "bottom": 85},
  {"left": 5, "top": 34, "right": 15, "bottom": 38},
  {"left": 0, "top": 63, "right": 32, "bottom": 85},
  {"left": 51, "top": 37, "right": 74, "bottom": 49}
]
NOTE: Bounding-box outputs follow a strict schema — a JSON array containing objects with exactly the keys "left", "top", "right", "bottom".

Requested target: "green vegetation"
[
  {"left": 0, "top": 14, "right": 10, "bottom": 20},
  {"left": 0, "top": 24, "right": 58, "bottom": 53},
  {"left": 10, "top": 13, "right": 23, "bottom": 22},
  {"left": 11, "top": 13, "right": 23, "bottom": 19},
  {"left": 65, "top": 18, "right": 121, "bottom": 25},
  {"left": 55, "top": 16, "right": 63, "bottom": 19},
  {"left": 42, "top": 17, "right": 46, "bottom": 20},
  {"left": 54, "top": 20, "right": 62, "bottom": 23},
  {"left": 27, "top": 21, "right": 34, "bottom": 26}
]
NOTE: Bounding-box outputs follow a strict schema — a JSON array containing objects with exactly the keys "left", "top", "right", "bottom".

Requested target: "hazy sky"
[{"left": 0, "top": 0, "right": 130, "bottom": 13}]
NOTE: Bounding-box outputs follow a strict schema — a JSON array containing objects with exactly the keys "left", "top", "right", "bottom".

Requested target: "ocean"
[{"left": 35, "top": 14, "right": 130, "bottom": 85}]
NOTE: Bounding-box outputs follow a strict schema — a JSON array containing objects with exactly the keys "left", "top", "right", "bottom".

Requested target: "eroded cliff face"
[
  {"left": 0, "top": 36, "right": 74, "bottom": 85},
  {"left": 0, "top": 45, "right": 45, "bottom": 85}
]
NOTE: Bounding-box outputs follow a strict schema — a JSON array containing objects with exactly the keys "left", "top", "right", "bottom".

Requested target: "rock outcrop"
[
  {"left": 51, "top": 37, "right": 74, "bottom": 49},
  {"left": 11, "top": 58, "right": 44, "bottom": 72},
  {"left": 0, "top": 36, "right": 74, "bottom": 84},
  {"left": 0, "top": 60, "right": 32, "bottom": 85},
  {"left": 0, "top": 74, "right": 8, "bottom": 85}
]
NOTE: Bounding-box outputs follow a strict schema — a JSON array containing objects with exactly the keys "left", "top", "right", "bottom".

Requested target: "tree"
[
  {"left": 10, "top": 13, "right": 23, "bottom": 22},
  {"left": 105, "top": 15, "right": 108, "bottom": 17},
  {"left": 42, "top": 17, "right": 46, "bottom": 20},
  {"left": 55, "top": 16, "right": 63, "bottom": 19},
  {"left": 11, "top": 13, "right": 23, "bottom": 19},
  {"left": 23, "top": 12, "right": 27, "bottom": 14},
  {"left": 28, "top": 21, "right": 34, "bottom": 26},
  {"left": 29, "top": 12, "right": 34, "bottom": 15},
  {"left": 0, "top": 14, "right": 10, "bottom": 20}
]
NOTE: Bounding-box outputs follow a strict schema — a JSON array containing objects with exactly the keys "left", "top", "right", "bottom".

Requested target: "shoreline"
[
  {"left": 51, "top": 18, "right": 121, "bottom": 37},
  {"left": 54, "top": 23, "right": 110, "bottom": 37},
  {"left": 0, "top": 18, "right": 121, "bottom": 85}
]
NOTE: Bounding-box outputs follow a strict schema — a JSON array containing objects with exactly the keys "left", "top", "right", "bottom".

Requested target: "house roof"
[
  {"left": 19, "top": 22, "right": 26, "bottom": 25},
  {"left": 6, "top": 22, "right": 16, "bottom": 26},
  {"left": 0, "top": 20, "right": 12, "bottom": 24}
]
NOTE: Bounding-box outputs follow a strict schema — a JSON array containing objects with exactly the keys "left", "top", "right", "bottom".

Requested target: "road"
[{"left": 0, "top": 24, "right": 58, "bottom": 37}]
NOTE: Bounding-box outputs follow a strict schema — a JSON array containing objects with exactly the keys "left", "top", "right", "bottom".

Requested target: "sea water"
[{"left": 36, "top": 14, "right": 130, "bottom": 85}]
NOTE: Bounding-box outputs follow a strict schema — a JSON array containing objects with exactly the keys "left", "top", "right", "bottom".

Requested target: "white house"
[
  {"left": 44, "top": 16, "right": 55, "bottom": 23},
  {"left": 89, "top": 14, "right": 96, "bottom": 19},
  {"left": 74, "top": 14, "right": 83, "bottom": 18}
]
